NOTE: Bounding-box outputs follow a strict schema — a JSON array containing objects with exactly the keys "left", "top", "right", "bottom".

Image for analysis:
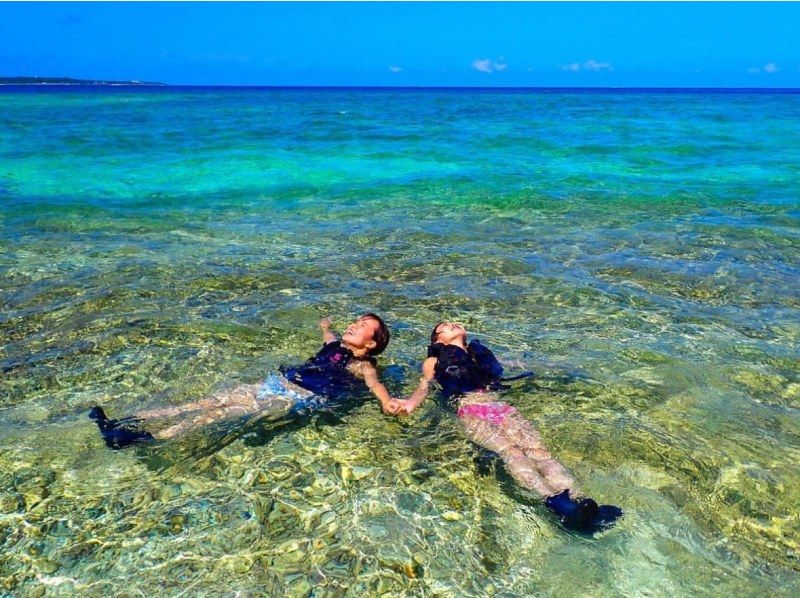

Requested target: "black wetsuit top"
[
  {"left": 280, "top": 341, "right": 375, "bottom": 400},
  {"left": 427, "top": 339, "right": 504, "bottom": 404}
]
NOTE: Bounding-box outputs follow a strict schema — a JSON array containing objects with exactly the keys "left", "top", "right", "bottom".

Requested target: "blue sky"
[{"left": 1, "top": 2, "right": 799, "bottom": 87}]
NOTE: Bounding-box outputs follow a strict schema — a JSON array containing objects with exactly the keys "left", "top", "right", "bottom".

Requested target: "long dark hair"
[{"left": 429, "top": 322, "right": 445, "bottom": 346}]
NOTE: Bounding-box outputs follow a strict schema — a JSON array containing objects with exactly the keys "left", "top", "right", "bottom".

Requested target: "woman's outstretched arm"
[
  {"left": 360, "top": 361, "right": 405, "bottom": 414},
  {"left": 319, "top": 317, "right": 337, "bottom": 344},
  {"left": 394, "top": 357, "right": 437, "bottom": 414}
]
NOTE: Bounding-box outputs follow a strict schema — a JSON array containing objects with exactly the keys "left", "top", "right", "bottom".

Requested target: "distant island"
[{"left": 0, "top": 76, "right": 166, "bottom": 86}]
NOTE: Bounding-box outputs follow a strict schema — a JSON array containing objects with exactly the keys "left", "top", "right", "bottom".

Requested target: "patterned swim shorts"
[
  {"left": 256, "top": 374, "right": 322, "bottom": 415},
  {"left": 457, "top": 402, "right": 516, "bottom": 425},
  {"left": 256, "top": 374, "right": 311, "bottom": 402}
]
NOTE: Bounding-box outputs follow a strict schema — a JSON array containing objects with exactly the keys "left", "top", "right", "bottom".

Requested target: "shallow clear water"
[{"left": 1, "top": 87, "right": 799, "bottom": 595}]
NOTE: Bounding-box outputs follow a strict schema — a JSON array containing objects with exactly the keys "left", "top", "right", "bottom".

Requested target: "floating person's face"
[
  {"left": 342, "top": 316, "right": 380, "bottom": 353},
  {"left": 431, "top": 321, "right": 467, "bottom": 345}
]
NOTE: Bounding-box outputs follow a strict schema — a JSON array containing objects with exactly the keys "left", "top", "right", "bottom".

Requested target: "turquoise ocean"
[{"left": 1, "top": 87, "right": 799, "bottom": 595}]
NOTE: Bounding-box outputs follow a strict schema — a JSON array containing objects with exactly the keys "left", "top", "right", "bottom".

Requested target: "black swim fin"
[
  {"left": 89, "top": 406, "right": 155, "bottom": 450},
  {"left": 545, "top": 489, "right": 623, "bottom": 533}
]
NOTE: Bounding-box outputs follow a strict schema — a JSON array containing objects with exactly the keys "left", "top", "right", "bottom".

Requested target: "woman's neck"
[
  {"left": 442, "top": 338, "right": 467, "bottom": 351},
  {"left": 342, "top": 339, "right": 369, "bottom": 357}
]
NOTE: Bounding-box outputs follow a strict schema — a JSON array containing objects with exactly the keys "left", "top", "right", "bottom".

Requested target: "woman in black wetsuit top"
[
  {"left": 90, "top": 314, "right": 400, "bottom": 447},
  {"left": 395, "top": 321, "right": 622, "bottom": 533}
]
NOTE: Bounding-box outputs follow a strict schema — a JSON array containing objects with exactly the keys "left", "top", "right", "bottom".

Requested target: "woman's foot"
[
  {"left": 545, "top": 489, "right": 623, "bottom": 533},
  {"left": 89, "top": 406, "right": 155, "bottom": 450}
]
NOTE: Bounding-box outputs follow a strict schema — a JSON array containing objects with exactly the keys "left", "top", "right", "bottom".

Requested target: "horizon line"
[{"left": 2, "top": 83, "right": 800, "bottom": 92}]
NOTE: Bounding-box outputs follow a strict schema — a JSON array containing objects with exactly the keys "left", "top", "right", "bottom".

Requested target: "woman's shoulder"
[
  {"left": 467, "top": 338, "right": 496, "bottom": 355},
  {"left": 427, "top": 342, "right": 445, "bottom": 358},
  {"left": 346, "top": 355, "right": 377, "bottom": 376}
]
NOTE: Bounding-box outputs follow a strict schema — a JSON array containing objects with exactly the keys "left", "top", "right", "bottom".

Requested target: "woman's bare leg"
[
  {"left": 150, "top": 384, "right": 262, "bottom": 439},
  {"left": 457, "top": 403, "right": 623, "bottom": 530},
  {"left": 459, "top": 415, "right": 558, "bottom": 497},
  {"left": 153, "top": 384, "right": 306, "bottom": 440},
  {"left": 135, "top": 397, "right": 223, "bottom": 420},
  {"left": 502, "top": 411, "right": 577, "bottom": 494}
]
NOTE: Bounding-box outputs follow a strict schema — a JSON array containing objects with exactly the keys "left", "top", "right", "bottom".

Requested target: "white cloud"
[
  {"left": 748, "top": 62, "right": 780, "bottom": 75},
  {"left": 560, "top": 59, "right": 613, "bottom": 72},
  {"left": 389, "top": 65, "right": 402, "bottom": 73},
  {"left": 472, "top": 57, "right": 507, "bottom": 74},
  {"left": 472, "top": 58, "right": 493, "bottom": 73},
  {"left": 583, "top": 59, "right": 613, "bottom": 72}
]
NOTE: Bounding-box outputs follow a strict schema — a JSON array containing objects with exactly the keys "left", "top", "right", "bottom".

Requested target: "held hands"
[
  {"left": 382, "top": 398, "right": 418, "bottom": 416},
  {"left": 382, "top": 376, "right": 429, "bottom": 416}
]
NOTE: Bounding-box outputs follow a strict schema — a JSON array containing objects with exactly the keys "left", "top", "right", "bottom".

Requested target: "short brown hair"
[{"left": 362, "top": 313, "right": 390, "bottom": 356}]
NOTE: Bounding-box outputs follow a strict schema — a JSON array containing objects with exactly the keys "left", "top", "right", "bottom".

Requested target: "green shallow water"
[{"left": 1, "top": 88, "right": 799, "bottom": 595}]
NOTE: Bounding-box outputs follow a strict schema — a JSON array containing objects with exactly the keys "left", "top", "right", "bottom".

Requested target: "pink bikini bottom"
[{"left": 457, "top": 402, "right": 516, "bottom": 426}]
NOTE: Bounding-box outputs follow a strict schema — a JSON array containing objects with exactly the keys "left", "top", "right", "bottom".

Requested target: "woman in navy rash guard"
[
  {"left": 394, "top": 321, "right": 623, "bottom": 534},
  {"left": 90, "top": 314, "right": 398, "bottom": 447}
]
